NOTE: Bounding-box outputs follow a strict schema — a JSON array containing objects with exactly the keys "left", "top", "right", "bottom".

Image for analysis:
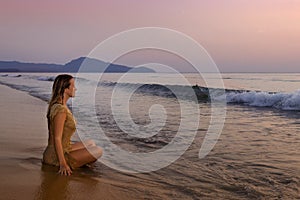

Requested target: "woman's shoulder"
[
  {"left": 51, "top": 103, "right": 67, "bottom": 110},
  {"left": 50, "top": 103, "right": 68, "bottom": 117}
]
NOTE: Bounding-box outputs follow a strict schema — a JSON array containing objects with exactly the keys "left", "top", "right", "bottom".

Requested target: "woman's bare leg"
[
  {"left": 71, "top": 139, "right": 96, "bottom": 152},
  {"left": 69, "top": 146, "right": 103, "bottom": 168}
]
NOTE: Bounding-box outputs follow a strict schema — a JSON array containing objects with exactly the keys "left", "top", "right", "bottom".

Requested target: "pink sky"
[{"left": 1, "top": 0, "right": 300, "bottom": 72}]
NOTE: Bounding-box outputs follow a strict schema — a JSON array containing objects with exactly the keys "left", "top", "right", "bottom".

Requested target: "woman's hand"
[{"left": 58, "top": 163, "right": 72, "bottom": 176}]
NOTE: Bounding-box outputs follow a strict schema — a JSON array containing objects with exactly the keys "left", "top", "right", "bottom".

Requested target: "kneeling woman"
[{"left": 42, "top": 74, "right": 103, "bottom": 175}]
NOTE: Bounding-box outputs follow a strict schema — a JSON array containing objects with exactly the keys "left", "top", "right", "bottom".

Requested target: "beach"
[{"left": 0, "top": 84, "right": 139, "bottom": 200}]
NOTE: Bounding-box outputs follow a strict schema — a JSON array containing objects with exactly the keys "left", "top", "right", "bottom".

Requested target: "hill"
[{"left": 0, "top": 57, "right": 154, "bottom": 73}]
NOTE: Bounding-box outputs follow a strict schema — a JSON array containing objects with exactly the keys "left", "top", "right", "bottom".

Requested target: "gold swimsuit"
[{"left": 42, "top": 103, "right": 77, "bottom": 169}]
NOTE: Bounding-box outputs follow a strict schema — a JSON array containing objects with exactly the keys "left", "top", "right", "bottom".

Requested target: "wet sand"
[{"left": 0, "top": 84, "right": 137, "bottom": 200}]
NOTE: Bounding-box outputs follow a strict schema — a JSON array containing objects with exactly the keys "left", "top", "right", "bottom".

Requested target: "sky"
[{"left": 1, "top": 0, "right": 300, "bottom": 72}]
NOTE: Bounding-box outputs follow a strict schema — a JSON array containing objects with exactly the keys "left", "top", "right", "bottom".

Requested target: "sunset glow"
[{"left": 1, "top": 0, "right": 300, "bottom": 72}]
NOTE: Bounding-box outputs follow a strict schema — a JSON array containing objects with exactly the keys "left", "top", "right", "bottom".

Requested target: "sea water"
[{"left": 0, "top": 72, "right": 299, "bottom": 199}]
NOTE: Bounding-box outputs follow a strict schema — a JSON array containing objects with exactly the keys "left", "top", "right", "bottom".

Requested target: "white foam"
[{"left": 226, "top": 90, "right": 300, "bottom": 111}]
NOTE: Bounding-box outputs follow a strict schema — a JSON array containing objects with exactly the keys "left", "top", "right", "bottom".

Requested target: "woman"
[{"left": 42, "top": 74, "right": 103, "bottom": 175}]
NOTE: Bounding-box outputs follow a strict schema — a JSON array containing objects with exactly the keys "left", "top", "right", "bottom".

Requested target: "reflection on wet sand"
[
  {"left": 33, "top": 164, "right": 138, "bottom": 200},
  {"left": 34, "top": 164, "right": 101, "bottom": 200}
]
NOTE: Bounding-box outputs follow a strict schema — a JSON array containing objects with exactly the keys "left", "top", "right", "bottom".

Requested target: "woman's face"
[{"left": 65, "top": 78, "right": 76, "bottom": 97}]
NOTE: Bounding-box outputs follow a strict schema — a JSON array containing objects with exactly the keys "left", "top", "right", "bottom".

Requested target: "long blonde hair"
[{"left": 47, "top": 74, "right": 73, "bottom": 131}]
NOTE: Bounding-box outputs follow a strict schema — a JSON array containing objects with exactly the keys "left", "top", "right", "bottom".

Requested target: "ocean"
[{"left": 0, "top": 72, "right": 299, "bottom": 199}]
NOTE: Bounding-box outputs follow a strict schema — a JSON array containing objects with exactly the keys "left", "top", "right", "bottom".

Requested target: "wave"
[
  {"left": 36, "top": 75, "right": 93, "bottom": 86},
  {"left": 100, "top": 81, "right": 300, "bottom": 111},
  {"left": 226, "top": 90, "right": 300, "bottom": 111},
  {"left": 99, "top": 82, "right": 209, "bottom": 101},
  {"left": 37, "top": 76, "right": 56, "bottom": 81},
  {"left": 1, "top": 74, "right": 299, "bottom": 111},
  {"left": 0, "top": 74, "right": 22, "bottom": 77}
]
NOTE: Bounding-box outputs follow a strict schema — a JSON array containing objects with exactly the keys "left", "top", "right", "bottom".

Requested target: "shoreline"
[{"left": 0, "top": 84, "right": 137, "bottom": 200}]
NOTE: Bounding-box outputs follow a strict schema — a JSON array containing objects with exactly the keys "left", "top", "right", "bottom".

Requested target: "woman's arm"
[{"left": 53, "top": 111, "right": 72, "bottom": 176}]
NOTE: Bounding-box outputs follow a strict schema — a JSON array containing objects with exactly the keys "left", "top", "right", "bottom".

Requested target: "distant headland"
[{"left": 0, "top": 57, "right": 155, "bottom": 73}]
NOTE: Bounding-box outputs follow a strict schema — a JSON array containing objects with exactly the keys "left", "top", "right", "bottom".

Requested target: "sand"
[{"left": 0, "top": 84, "right": 138, "bottom": 200}]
